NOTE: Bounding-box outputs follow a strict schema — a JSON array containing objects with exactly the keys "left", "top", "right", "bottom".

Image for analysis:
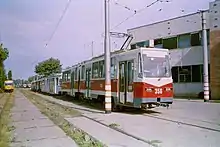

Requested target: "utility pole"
[
  {"left": 201, "top": 10, "right": 209, "bottom": 102},
  {"left": 104, "top": 0, "right": 111, "bottom": 114}
]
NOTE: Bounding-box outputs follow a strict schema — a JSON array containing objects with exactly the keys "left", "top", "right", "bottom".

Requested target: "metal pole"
[
  {"left": 104, "top": 0, "right": 111, "bottom": 113},
  {"left": 201, "top": 11, "right": 210, "bottom": 102}
]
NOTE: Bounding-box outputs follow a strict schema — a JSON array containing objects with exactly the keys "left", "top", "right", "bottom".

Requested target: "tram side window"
[
  {"left": 75, "top": 68, "right": 78, "bottom": 80},
  {"left": 111, "top": 58, "right": 116, "bottom": 78},
  {"left": 99, "top": 60, "right": 105, "bottom": 78},
  {"left": 67, "top": 71, "right": 71, "bottom": 81},
  {"left": 62, "top": 73, "right": 65, "bottom": 82},
  {"left": 119, "top": 63, "right": 125, "bottom": 92},
  {"left": 62, "top": 72, "right": 68, "bottom": 82},
  {"left": 128, "top": 61, "right": 134, "bottom": 91},
  {"left": 65, "top": 73, "right": 68, "bottom": 81},
  {"left": 81, "top": 65, "right": 85, "bottom": 79},
  {"left": 92, "top": 62, "right": 99, "bottom": 78},
  {"left": 56, "top": 78, "right": 59, "bottom": 85},
  {"left": 138, "top": 53, "right": 143, "bottom": 78}
]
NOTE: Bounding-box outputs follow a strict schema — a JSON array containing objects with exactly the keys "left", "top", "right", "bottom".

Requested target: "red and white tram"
[{"left": 60, "top": 47, "right": 173, "bottom": 109}]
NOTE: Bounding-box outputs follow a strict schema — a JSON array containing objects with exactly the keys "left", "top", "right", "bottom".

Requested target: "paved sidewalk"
[
  {"left": 10, "top": 91, "right": 78, "bottom": 147},
  {"left": 33, "top": 91, "right": 220, "bottom": 147},
  {"left": 32, "top": 92, "right": 151, "bottom": 147}
]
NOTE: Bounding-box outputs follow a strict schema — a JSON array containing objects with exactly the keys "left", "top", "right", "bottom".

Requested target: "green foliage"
[
  {"left": 0, "top": 44, "right": 9, "bottom": 62},
  {"left": 35, "top": 57, "right": 62, "bottom": 76},
  {"left": 0, "top": 43, "right": 9, "bottom": 89},
  {"left": 7, "top": 70, "right": 12, "bottom": 80},
  {"left": 28, "top": 76, "right": 34, "bottom": 83}
]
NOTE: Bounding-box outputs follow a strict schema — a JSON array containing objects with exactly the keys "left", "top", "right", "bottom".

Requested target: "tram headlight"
[
  {"left": 165, "top": 87, "right": 172, "bottom": 91},
  {"left": 145, "top": 88, "right": 153, "bottom": 92}
]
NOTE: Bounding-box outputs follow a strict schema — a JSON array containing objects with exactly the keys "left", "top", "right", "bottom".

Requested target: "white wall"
[
  {"left": 173, "top": 83, "right": 203, "bottom": 97},
  {"left": 209, "top": 0, "right": 220, "bottom": 30},
  {"left": 128, "top": 11, "right": 210, "bottom": 44}
]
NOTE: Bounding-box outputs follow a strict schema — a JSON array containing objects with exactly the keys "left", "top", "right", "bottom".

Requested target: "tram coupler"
[{"left": 157, "top": 103, "right": 169, "bottom": 108}]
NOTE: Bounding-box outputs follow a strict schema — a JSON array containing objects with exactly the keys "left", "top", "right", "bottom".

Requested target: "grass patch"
[
  {"left": 213, "top": 100, "right": 220, "bottom": 103},
  {"left": 148, "top": 140, "right": 162, "bottom": 147},
  {"left": 54, "top": 95, "right": 104, "bottom": 111},
  {"left": 0, "top": 89, "right": 4, "bottom": 93},
  {"left": 0, "top": 93, "right": 14, "bottom": 147},
  {"left": 108, "top": 123, "right": 120, "bottom": 129},
  {"left": 21, "top": 90, "right": 105, "bottom": 147}
]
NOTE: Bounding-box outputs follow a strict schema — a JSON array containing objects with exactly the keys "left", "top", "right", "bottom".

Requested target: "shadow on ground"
[{"left": 34, "top": 91, "right": 161, "bottom": 115}]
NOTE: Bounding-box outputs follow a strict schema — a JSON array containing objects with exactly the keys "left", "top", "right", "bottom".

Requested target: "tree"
[
  {"left": 8, "top": 70, "right": 12, "bottom": 80},
  {"left": 0, "top": 43, "right": 9, "bottom": 62},
  {"left": 0, "top": 43, "right": 9, "bottom": 89},
  {"left": 35, "top": 57, "right": 62, "bottom": 76},
  {"left": 28, "top": 76, "right": 34, "bottom": 83}
]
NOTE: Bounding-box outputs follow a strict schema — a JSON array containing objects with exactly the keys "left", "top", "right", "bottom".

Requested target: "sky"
[{"left": 0, "top": 0, "right": 212, "bottom": 79}]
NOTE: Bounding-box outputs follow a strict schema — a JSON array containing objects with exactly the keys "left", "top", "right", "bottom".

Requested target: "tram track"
[
  {"left": 51, "top": 96, "right": 220, "bottom": 133},
  {"left": 35, "top": 99, "right": 160, "bottom": 146},
  {"left": 36, "top": 91, "right": 220, "bottom": 134},
  {"left": 22, "top": 90, "right": 220, "bottom": 147},
  {"left": 23, "top": 90, "right": 162, "bottom": 147},
  {"left": 144, "top": 113, "right": 220, "bottom": 133}
]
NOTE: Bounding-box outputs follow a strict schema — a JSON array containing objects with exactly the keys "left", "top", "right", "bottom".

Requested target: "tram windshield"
[
  {"left": 4, "top": 82, "right": 13, "bottom": 86},
  {"left": 142, "top": 54, "right": 171, "bottom": 78}
]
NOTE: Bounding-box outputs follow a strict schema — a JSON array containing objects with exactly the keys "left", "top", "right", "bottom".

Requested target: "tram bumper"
[{"left": 133, "top": 97, "right": 173, "bottom": 108}]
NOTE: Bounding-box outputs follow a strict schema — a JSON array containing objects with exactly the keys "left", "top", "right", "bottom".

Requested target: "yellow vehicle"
[{"left": 4, "top": 80, "right": 14, "bottom": 93}]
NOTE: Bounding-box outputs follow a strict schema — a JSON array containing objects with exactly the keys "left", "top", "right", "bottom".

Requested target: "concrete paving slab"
[
  {"left": 10, "top": 91, "right": 78, "bottom": 147},
  {"left": 65, "top": 117, "right": 151, "bottom": 147},
  {"left": 11, "top": 118, "right": 55, "bottom": 129},
  {"left": 11, "top": 110, "right": 47, "bottom": 122},
  {"left": 13, "top": 126, "right": 67, "bottom": 142},
  {"left": 11, "top": 137, "right": 76, "bottom": 147},
  {"left": 83, "top": 113, "right": 220, "bottom": 147},
  {"left": 12, "top": 98, "right": 39, "bottom": 113}
]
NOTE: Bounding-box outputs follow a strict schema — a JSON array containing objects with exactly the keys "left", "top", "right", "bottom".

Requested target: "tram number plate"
[{"left": 155, "top": 88, "right": 163, "bottom": 94}]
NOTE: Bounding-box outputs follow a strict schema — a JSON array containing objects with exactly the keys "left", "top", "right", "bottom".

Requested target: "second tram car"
[
  {"left": 60, "top": 47, "right": 173, "bottom": 110},
  {"left": 31, "top": 74, "right": 62, "bottom": 95}
]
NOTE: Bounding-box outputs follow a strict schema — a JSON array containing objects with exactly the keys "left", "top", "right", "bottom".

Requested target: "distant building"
[{"left": 127, "top": 0, "right": 220, "bottom": 99}]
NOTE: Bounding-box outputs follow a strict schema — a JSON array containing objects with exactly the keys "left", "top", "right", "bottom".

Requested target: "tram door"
[
  {"left": 71, "top": 71, "right": 74, "bottom": 96},
  {"left": 119, "top": 60, "right": 134, "bottom": 104},
  {"left": 85, "top": 68, "right": 91, "bottom": 98}
]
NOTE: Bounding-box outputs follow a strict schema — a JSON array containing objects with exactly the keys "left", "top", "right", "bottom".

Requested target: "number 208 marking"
[{"left": 155, "top": 88, "right": 162, "bottom": 94}]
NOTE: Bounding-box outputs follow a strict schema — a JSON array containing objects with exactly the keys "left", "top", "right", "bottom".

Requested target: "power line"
[
  {"left": 111, "top": 0, "right": 171, "bottom": 30},
  {"left": 45, "top": 0, "right": 72, "bottom": 47},
  {"left": 113, "top": 1, "right": 137, "bottom": 13}
]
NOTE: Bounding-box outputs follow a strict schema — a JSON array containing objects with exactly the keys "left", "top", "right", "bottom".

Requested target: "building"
[{"left": 127, "top": 0, "right": 220, "bottom": 99}]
